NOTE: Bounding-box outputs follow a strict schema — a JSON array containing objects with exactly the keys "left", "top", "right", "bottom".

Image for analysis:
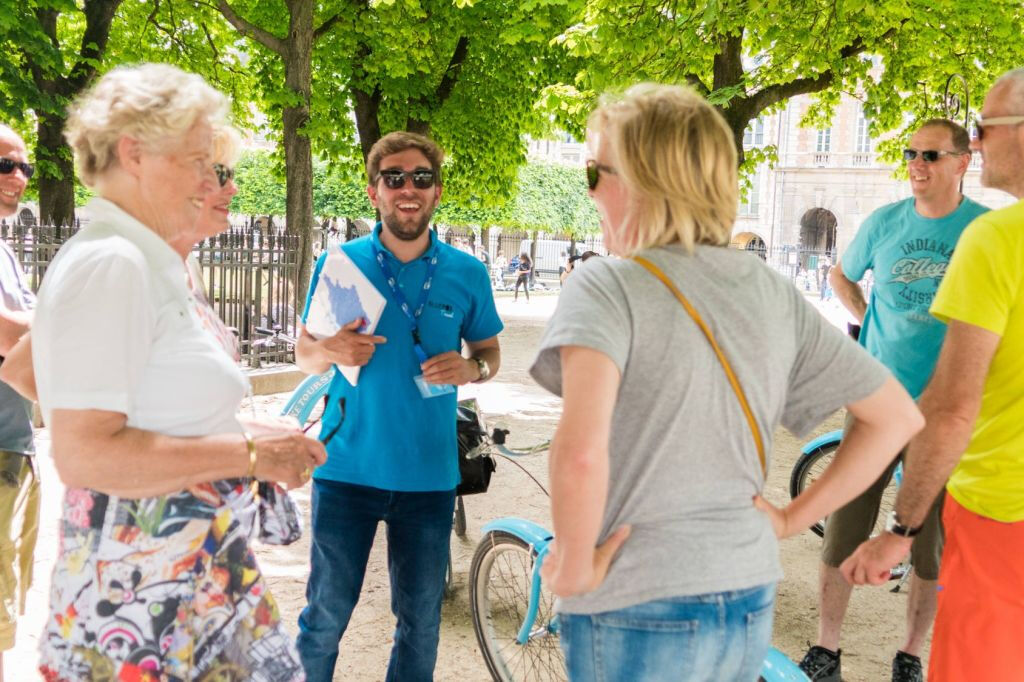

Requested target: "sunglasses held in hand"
[{"left": 0, "top": 157, "right": 34, "bottom": 179}]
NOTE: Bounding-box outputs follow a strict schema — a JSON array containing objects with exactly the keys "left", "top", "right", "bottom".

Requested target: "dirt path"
[{"left": 8, "top": 292, "right": 925, "bottom": 681}]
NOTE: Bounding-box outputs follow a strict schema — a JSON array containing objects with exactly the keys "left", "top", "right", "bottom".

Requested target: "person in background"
[
  {"left": 0, "top": 124, "right": 38, "bottom": 682},
  {"left": 31, "top": 63, "right": 324, "bottom": 682},
  {"left": 530, "top": 83, "right": 923, "bottom": 681},
  {"left": 514, "top": 252, "right": 532, "bottom": 302}
]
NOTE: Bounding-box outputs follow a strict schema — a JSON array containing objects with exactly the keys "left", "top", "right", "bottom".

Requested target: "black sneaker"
[
  {"left": 892, "top": 651, "right": 923, "bottom": 682},
  {"left": 798, "top": 645, "right": 842, "bottom": 681}
]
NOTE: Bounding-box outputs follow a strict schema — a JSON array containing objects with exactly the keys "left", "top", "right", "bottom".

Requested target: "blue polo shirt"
[
  {"left": 842, "top": 196, "right": 988, "bottom": 399},
  {"left": 301, "top": 227, "right": 504, "bottom": 491}
]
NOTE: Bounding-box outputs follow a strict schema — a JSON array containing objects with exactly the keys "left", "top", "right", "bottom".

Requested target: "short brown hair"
[
  {"left": 918, "top": 118, "right": 970, "bottom": 154},
  {"left": 366, "top": 131, "right": 444, "bottom": 184}
]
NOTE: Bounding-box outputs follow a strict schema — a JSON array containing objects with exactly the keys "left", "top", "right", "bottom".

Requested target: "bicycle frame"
[{"left": 481, "top": 518, "right": 555, "bottom": 644}]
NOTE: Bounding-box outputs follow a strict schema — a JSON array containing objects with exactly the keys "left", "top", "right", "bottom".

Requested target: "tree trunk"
[
  {"left": 36, "top": 112, "right": 75, "bottom": 227},
  {"left": 281, "top": 1, "right": 315, "bottom": 313},
  {"left": 481, "top": 225, "right": 491, "bottom": 256}
]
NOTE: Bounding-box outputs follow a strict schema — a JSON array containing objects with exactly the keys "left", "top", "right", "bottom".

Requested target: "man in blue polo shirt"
[{"left": 294, "top": 131, "right": 503, "bottom": 681}]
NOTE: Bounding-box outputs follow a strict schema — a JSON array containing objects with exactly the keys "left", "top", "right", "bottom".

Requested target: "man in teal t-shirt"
[{"left": 800, "top": 120, "right": 988, "bottom": 682}]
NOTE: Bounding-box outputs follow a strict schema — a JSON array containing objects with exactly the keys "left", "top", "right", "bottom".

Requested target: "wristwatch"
[
  {"left": 471, "top": 356, "right": 490, "bottom": 382},
  {"left": 884, "top": 510, "right": 923, "bottom": 538}
]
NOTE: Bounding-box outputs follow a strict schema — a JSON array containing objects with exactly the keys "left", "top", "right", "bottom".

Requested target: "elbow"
[{"left": 51, "top": 443, "right": 92, "bottom": 489}]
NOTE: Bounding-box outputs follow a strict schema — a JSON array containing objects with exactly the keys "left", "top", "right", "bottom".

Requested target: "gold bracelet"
[{"left": 243, "top": 431, "right": 258, "bottom": 479}]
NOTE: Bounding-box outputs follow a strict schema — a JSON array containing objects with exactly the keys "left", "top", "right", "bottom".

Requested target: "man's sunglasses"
[
  {"left": 213, "top": 163, "right": 234, "bottom": 187},
  {"left": 586, "top": 159, "right": 617, "bottom": 191},
  {"left": 0, "top": 157, "right": 34, "bottom": 179},
  {"left": 973, "top": 115, "right": 1024, "bottom": 141},
  {"left": 902, "top": 149, "right": 965, "bottom": 163},
  {"left": 378, "top": 168, "right": 437, "bottom": 190}
]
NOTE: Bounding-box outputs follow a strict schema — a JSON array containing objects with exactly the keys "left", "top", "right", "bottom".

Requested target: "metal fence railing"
[{"left": 2, "top": 220, "right": 301, "bottom": 368}]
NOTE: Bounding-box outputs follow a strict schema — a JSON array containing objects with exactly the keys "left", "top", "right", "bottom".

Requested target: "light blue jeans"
[{"left": 559, "top": 583, "right": 776, "bottom": 682}]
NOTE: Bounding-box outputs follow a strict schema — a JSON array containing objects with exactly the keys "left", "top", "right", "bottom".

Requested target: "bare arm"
[
  {"left": 841, "top": 319, "right": 999, "bottom": 584},
  {"left": 50, "top": 408, "right": 326, "bottom": 499},
  {"left": 0, "top": 306, "right": 31, "bottom": 356},
  {"left": 829, "top": 261, "right": 867, "bottom": 323},
  {"left": 0, "top": 332, "right": 36, "bottom": 401},
  {"left": 756, "top": 375, "right": 924, "bottom": 537},
  {"left": 541, "top": 346, "right": 630, "bottom": 597}
]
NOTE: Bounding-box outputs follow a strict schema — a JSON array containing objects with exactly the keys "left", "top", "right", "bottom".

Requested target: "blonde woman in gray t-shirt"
[{"left": 529, "top": 84, "right": 924, "bottom": 681}]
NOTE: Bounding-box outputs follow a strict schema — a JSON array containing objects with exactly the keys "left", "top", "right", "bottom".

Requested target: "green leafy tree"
[
  {"left": 0, "top": 0, "right": 123, "bottom": 226},
  {"left": 546, "top": 0, "right": 1024, "bottom": 172}
]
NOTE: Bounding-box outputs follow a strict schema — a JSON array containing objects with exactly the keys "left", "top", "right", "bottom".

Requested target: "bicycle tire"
[
  {"left": 790, "top": 442, "right": 899, "bottom": 539},
  {"left": 469, "top": 531, "right": 565, "bottom": 682},
  {"left": 454, "top": 496, "right": 467, "bottom": 538}
]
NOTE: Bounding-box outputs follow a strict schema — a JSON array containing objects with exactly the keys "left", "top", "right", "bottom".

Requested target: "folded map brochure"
[{"left": 305, "top": 250, "right": 387, "bottom": 387}]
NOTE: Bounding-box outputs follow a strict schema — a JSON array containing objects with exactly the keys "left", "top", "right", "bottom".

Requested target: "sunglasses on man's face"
[
  {"left": 586, "top": 159, "right": 617, "bottom": 191},
  {"left": 378, "top": 168, "right": 437, "bottom": 190},
  {"left": 0, "top": 157, "right": 34, "bottom": 179},
  {"left": 213, "top": 163, "right": 234, "bottom": 187},
  {"left": 973, "top": 115, "right": 1024, "bottom": 141},
  {"left": 902, "top": 149, "right": 964, "bottom": 163}
]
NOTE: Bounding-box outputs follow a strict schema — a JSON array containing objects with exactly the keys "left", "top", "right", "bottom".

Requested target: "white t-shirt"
[{"left": 32, "top": 198, "right": 247, "bottom": 436}]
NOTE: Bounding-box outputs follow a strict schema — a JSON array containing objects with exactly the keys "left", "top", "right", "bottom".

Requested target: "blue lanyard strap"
[{"left": 371, "top": 228, "right": 439, "bottom": 365}]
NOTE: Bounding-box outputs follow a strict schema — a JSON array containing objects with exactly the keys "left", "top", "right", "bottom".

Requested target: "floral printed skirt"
[{"left": 39, "top": 481, "right": 304, "bottom": 682}]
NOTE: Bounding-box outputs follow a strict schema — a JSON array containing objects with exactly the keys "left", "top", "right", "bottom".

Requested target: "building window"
[
  {"left": 815, "top": 127, "right": 832, "bottom": 153},
  {"left": 739, "top": 170, "right": 761, "bottom": 216},
  {"left": 743, "top": 117, "right": 765, "bottom": 147},
  {"left": 855, "top": 111, "right": 871, "bottom": 153}
]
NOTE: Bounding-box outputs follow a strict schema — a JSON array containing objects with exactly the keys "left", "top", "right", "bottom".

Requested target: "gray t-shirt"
[
  {"left": 0, "top": 241, "right": 34, "bottom": 455},
  {"left": 530, "top": 245, "right": 889, "bottom": 614}
]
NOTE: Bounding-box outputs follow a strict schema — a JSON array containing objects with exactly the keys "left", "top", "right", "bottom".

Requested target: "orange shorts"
[{"left": 929, "top": 495, "right": 1024, "bottom": 682}]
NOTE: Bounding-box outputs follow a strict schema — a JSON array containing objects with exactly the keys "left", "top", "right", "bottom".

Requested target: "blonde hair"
[
  {"left": 212, "top": 125, "right": 243, "bottom": 167},
  {"left": 65, "top": 63, "right": 229, "bottom": 187},
  {"left": 588, "top": 83, "right": 738, "bottom": 255}
]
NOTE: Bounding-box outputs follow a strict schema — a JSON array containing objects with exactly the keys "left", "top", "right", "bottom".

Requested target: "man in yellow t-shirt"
[{"left": 841, "top": 68, "right": 1024, "bottom": 682}]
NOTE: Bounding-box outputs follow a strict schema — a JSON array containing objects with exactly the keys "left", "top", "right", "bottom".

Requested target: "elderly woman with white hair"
[
  {"left": 530, "top": 84, "right": 926, "bottom": 681},
  {"left": 32, "top": 64, "right": 323, "bottom": 682}
]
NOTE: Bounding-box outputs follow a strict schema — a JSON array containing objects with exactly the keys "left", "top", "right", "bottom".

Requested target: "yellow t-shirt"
[{"left": 930, "top": 198, "right": 1024, "bottom": 522}]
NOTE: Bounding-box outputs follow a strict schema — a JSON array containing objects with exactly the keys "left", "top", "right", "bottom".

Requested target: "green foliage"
[
  {"left": 232, "top": 149, "right": 287, "bottom": 216},
  {"left": 543, "top": 0, "right": 1024, "bottom": 173}
]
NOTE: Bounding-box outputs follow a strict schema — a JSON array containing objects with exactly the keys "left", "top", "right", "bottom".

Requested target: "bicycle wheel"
[
  {"left": 454, "top": 496, "right": 468, "bottom": 538},
  {"left": 469, "top": 531, "right": 565, "bottom": 682},
  {"left": 790, "top": 442, "right": 899, "bottom": 539}
]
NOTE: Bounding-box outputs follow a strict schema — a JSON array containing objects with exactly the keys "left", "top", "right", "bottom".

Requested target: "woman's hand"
[
  {"left": 253, "top": 431, "right": 327, "bottom": 489},
  {"left": 539, "top": 525, "right": 631, "bottom": 598},
  {"left": 753, "top": 495, "right": 796, "bottom": 539}
]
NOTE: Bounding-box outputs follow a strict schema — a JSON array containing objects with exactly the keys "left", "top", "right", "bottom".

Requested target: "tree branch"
[
  {"left": 217, "top": 0, "right": 286, "bottom": 55},
  {"left": 313, "top": 12, "right": 344, "bottom": 41},
  {"left": 66, "top": 0, "right": 123, "bottom": 95},
  {"left": 746, "top": 21, "right": 907, "bottom": 118},
  {"left": 684, "top": 73, "right": 709, "bottom": 96},
  {"left": 434, "top": 36, "right": 469, "bottom": 106}
]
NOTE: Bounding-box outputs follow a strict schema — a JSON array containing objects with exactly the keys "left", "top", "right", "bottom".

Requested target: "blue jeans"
[
  {"left": 296, "top": 479, "right": 455, "bottom": 682},
  {"left": 559, "top": 583, "right": 776, "bottom": 682}
]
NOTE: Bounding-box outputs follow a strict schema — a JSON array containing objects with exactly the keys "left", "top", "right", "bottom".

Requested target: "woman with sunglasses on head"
[
  {"left": 28, "top": 64, "right": 324, "bottom": 682},
  {"left": 529, "top": 83, "right": 924, "bottom": 681}
]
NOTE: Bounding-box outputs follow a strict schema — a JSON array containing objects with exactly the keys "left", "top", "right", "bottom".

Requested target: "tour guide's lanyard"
[{"left": 370, "top": 224, "right": 439, "bottom": 365}]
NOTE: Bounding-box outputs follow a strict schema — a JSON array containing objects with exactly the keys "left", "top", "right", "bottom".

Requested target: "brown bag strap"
[{"left": 633, "top": 256, "right": 766, "bottom": 476}]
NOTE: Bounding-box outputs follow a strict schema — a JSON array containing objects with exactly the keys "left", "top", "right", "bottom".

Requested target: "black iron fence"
[{"left": 2, "top": 221, "right": 301, "bottom": 367}]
